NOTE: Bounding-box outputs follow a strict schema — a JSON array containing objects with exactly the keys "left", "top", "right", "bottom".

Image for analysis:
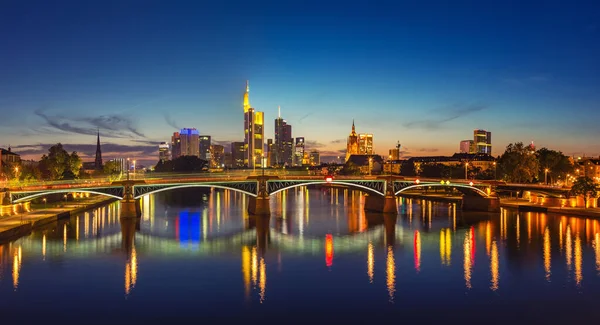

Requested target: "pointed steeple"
[
  {"left": 95, "top": 129, "right": 103, "bottom": 170},
  {"left": 351, "top": 119, "right": 356, "bottom": 134},
  {"left": 243, "top": 80, "right": 251, "bottom": 113}
]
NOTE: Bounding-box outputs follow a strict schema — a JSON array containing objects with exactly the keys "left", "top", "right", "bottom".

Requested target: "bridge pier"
[
  {"left": 384, "top": 214, "right": 397, "bottom": 247},
  {"left": 120, "top": 216, "right": 140, "bottom": 254},
  {"left": 254, "top": 215, "right": 270, "bottom": 255},
  {"left": 1, "top": 190, "right": 11, "bottom": 205},
  {"left": 364, "top": 176, "right": 398, "bottom": 214},
  {"left": 248, "top": 176, "right": 271, "bottom": 216},
  {"left": 462, "top": 196, "right": 500, "bottom": 212}
]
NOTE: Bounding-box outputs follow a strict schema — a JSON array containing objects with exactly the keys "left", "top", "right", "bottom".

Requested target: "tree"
[
  {"left": 103, "top": 160, "right": 122, "bottom": 175},
  {"left": 340, "top": 162, "right": 361, "bottom": 175},
  {"left": 536, "top": 147, "right": 573, "bottom": 184},
  {"left": 571, "top": 176, "right": 599, "bottom": 208},
  {"left": 400, "top": 160, "right": 416, "bottom": 176},
  {"left": 38, "top": 144, "right": 82, "bottom": 180},
  {"left": 497, "top": 142, "right": 539, "bottom": 183}
]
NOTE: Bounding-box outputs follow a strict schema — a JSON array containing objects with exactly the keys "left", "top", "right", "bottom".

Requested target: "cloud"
[
  {"left": 305, "top": 140, "right": 326, "bottom": 149},
  {"left": 164, "top": 113, "right": 181, "bottom": 130},
  {"left": 330, "top": 138, "right": 346, "bottom": 144},
  {"left": 11, "top": 142, "right": 158, "bottom": 158},
  {"left": 403, "top": 103, "right": 489, "bottom": 129},
  {"left": 34, "top": 109, "right": 146, "bottom": 139},
  {"left": 417, "top": 148, "right": 439, "bottom": 153}
]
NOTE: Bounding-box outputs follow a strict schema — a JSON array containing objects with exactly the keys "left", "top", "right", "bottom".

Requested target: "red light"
[
  {"left": 325, "top": 234, "right": 334, "bottom": 267},
  {"left": 415, "top": 179, "right": 420, "bottom": 184},
  {"left": 325, "top": 176, "right": 333, "bottom": 183}
]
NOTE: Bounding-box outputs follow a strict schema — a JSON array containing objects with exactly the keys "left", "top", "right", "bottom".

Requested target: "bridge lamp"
[
  {"left": 469, "top": 181, "right": 474, "bottom": 186},
  {"left": 440, "top": 180, "right": 445, "bottom": 185},
  {"left": 445, "top": 180, "right": 450, "bottom": 185},
  {"left": 325, "top": 176, "right": 333, "bottom": 183},
  {"left": 415, "top": 179, "right": 420, "bottom": 184}
]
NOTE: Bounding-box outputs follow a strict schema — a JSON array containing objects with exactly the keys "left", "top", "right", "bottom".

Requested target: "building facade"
[
  {"left": 358, "top": 133, "right": 373, "bottom": 155},
  {"left": 158, "top": 142, "right": 170, "bottom": 163},
  {"left": 231, "top": 141, "right": 245, "bottom": 168},
  {"left": 209, "top": 145, "right": 225, "bottom": 168},
  {"left": 389, "top": 148, "right": 400, "bottom": 160},
  {"left": 473, "top": 129, "right": 492, "bottom": 155},
  {"left": 274, "top": 107, "right": 293, "bottom": 167},
  {"left": 309, "top": 150, "right": 320, "bottom": 166},
  {"left": 294, "top": 137, "right": 305, "bottom": 166},
  {"left": 243, "top": 81, "right": 264, "bottom": 168},
  {"left": 460, "top": 140, "right": 474, "bottom": 154},
  {"left": 346, "top": 120, "right": 359, "bottom": 162},
  {"left": 199, "top": 135, "right": 211, "bottom": 161}
]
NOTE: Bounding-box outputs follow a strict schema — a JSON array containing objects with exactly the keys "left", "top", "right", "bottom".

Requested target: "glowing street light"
[
  {"left": 43, "top": 198, "right": 47, "bottom": 209},
  {"left": 493, "top": 162, "right": 497, "bottom": 181},
  {"left": 368, "top": 157, "right": 373, "bottom": 176},
  {"left": 465, "top": 162, "right": 469, "bottom": 180},
  {"left": 544, "top": 168, "right": 549, "bottom": 185}
]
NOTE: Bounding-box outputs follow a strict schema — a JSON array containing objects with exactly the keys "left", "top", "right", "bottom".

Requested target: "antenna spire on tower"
[{"left": 278, "top": 105, "right": 281, "bottom": 118}]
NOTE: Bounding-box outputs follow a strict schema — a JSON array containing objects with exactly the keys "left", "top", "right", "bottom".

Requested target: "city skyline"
[{"left": 1, "top": 1, "right": 599, "bottom": 165}]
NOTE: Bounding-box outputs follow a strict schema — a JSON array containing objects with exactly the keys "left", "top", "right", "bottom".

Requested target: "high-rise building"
[
  {"left": 274, "top": 106, "right": 293, "bottom": 167},
  {"left": 178, "top": 128, "right": 200, "bottom": 158},
  {"left": 460, "top": 140, "right": 475, "bottom": 154},
  {"left": 171, "top": 132, "right": 181, "bottom": 159},
  {"left": 243, "top": 81, "right": 264, "bottom": 168},
  {"left": 309, "top": 150, "right": 320, "bottom": 166},
  {"left": 294, "top": 137, "right": 305, "bottom": 166},
  {"left": 473, "top": 129, "right": 492, "bottom": 155},
  {"left": 209, "top": 145, "right": 224, "bottom": 168},
  {"left": 231, "top": 141, "right": 245, "bottom": 168},
  {"left": 389, "top": 148, "right": 400, "bottom": 160},
  {"left": 94, "top": 130, "right": 103, "bottom": 170},
  {"left": 266, "top": 139, "right": 274, "bottom": 167},
  {"left": 199, "top": 135, "right": 211, "bottom": 161},
  {"left": 358, "top": 133, "right": 374, "bottom": 155},
  {"left": 158, "top": 142, "right": 170, "bottom": 163},
  {"left": 346, "top": 120, "right": 359, "bottom": 162}
]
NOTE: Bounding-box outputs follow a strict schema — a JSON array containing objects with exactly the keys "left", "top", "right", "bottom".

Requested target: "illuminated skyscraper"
[
  {"left": 309, "top": 150, "right": 320, "bottom": 166},
  {"left": 199, "top": 135, "right": 211, "bottom": 161},
  {"left": 358, "top": 133, "right": 374, "bottom": 155},
  {"left": 294, "top": 137, "right": 305, "bottom": 166},
  {"left": 346, "top": 120, "right": 359, "bottom": 162},
  {"left": 243, "top": 81, "right": 264, "bottom": 168},
  {"left": 274, "top": 106, "right": 293, "bottom": 167},
  {"left": 473, "top": 129, "right": 492, "bottom": 155},
  {"left": 172, "top": 128, "right": 200, "bottom": 159}
]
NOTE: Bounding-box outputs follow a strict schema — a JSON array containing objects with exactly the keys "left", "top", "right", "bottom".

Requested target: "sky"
[{"left": 1, "top": 0, "right": 599, "bottom": 165}]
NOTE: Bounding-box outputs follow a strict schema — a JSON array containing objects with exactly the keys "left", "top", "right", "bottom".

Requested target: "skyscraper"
[
  {"left": 209, "top": 145, "right": 224, "bottom": 168},
  {"left": 94, "top": 130, "right": 103, "bottom": 170},
  {"left": 158, "top": 142, "right": 170, "bottom": 163},
  {"left": 172, "top": 128, "right": 200, "bottom": 159},
  {"left": 358, "top": 133, "right": 374, "bottom": 155},
  {"left": 199, "top": 135, "right": 211, "bottom": 161},
  {"left": 266, "top": 139, "right": 273, "bottom": 167},
  {"left": 346, "top": 120, "right": 359, "bottom": 162},
  {"left": 473, "top": 129, "right": 492, "bottom": 154},
  {"left": 294, "top": 137, "right": 305, "bottom": 166},
  {"left": 274, "top": 106, "right": 293, "bottom": 167},
  {"left": 231, "top": 141, "right": 245, "bottom": 168},
  {"left": 309, "top": 150, "right": 320, "bottom": 166},
  {"left": 243, "top": 81, "right": 264, "bottom": 168}
]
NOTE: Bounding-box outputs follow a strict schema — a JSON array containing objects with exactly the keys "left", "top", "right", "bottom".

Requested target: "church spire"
[
  {"left": 243, "top": 80, "right": 251, "bottom": 113},
  {"left": 94, "top": 129, "right": 103, "bottom": 171},
  {"left": 351, "top": 119, "right": 356, "bottom": 134}
]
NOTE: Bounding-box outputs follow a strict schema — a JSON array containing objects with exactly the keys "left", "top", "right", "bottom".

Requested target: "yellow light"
[
  {"left": 544, "top": 227, "right": 551, "bottom": 282},
  {"left": 367, "top": 242, "right": 374, "bottom": 283},
  {"left": 490, "top": 240, "right": 499, "bottom": 291},
  {"left": 575, "top": 233, "right": 582, "bottom": 286},
  {"left": 464, "top": 230, "right": 472, "bottom": 289},
  {"left": 386, "top": 246, "right": 395, "bottom": 302}
]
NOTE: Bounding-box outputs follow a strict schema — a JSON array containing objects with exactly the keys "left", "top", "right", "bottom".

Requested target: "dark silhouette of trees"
[{"left": 154, "top": 156, "right": 209, "bottom": 173}]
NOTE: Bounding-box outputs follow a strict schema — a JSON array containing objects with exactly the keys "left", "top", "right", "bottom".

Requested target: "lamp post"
[
  {"left": 368, "top": 157, "right": 373, "bottom": 176},
  {"left": 43, "top": 198, "right": 47, "bottom": 209},
  {"left": 133, "top": 160, "right": 136, "bottom": 179},
  {"left": 465, "top": 162, "right": 469, "bottom": 180},
  {"left": 493, "top": 162, "right": 497, "bottom": 181},
  {"left": 566, "top": 174, "right": 570, "bottom": 186},
  {"left": 63, "top": 194, "right": 67, "bottom": 204},
  {"left": 126, "top": 158, "right": 130, "bottom": 181},
  {"left": 544, "top": 168, "right": 549, "bottom": 185},
  {"left": 253, "top": 155, "right": 256, "bottom": 174},
  {"left": 261, "top": 154, "right": 266, "bottom": 177}
]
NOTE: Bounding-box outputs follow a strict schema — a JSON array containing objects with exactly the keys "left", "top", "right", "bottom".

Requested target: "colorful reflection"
[
  {"left": 544, "top": 227, "right": 551, "bottom": 282},
  {"left": 440, "top": 228, "right": 452, "bottom": 266},
  {"left": 490, "top": 240, "right": 499, "bottom": 291},
  {"left": 575, "top": 233, "right": 582, "bottom": 286},
  {"left": 414, "top": 230, "right": 421, "bottom": 273},
  {"left": 464, "top": 230, "right": 472, "bottom": 289},
  {"left": 595, "top": 233, "right": 600, "bottom": 274},
  {"left": 386, "top": 245, "right": 395, "bottom": 302},
  {"left": 367, "top": 242, "right": 374, "bottom": 283},
  {"left": 325, "top": 234, "right": 334, "bottom": 267}
]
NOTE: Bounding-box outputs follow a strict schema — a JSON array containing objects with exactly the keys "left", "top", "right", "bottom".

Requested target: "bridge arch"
[
  {"left": 12, "top": 189, "right": 123, "bottom": 203},
  {"left": 133, "top": 184, "right": 257, "bottom": 199},
  {"left": 268, "top": 180, "right": 385, "bottom": 197},
  {"left": 395, "top": 183, "right": 489, "bottom": 197}
]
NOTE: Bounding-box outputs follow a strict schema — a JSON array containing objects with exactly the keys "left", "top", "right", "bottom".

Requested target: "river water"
[{"left": 1, "top": 187, "right": 599, "bottom": 324}]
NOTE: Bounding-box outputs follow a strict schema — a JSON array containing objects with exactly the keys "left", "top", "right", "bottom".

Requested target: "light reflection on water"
[{"left": 1, "top": 188, "right": 600, "bottom": 322}]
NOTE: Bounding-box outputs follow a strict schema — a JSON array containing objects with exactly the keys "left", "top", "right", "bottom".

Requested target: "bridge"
[
  {"left": 2, "top": 174, "right": 506, "bottom": 215},
  {"left": 3, "top": 173, "right": 573, "bottom": 216}
]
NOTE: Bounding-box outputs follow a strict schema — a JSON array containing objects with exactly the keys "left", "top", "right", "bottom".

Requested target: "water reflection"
[{"left": 3, "top": 190, "right": 600, "bottom": 319}]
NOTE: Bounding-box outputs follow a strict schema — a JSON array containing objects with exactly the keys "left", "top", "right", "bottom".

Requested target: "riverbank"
[
  {"left": 500, "top": 199, "right": 600, "bottom": 218},
  {"left": 0, "top": 196, "right": 118, "bottom": 243}
]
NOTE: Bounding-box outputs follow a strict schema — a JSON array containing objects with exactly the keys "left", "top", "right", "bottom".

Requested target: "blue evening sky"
[{"left": 1, "top": 0, "right": 599, "bottom": 163}]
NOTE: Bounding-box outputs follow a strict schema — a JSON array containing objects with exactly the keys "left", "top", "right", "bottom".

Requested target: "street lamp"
[
  {"left": 43, "top": 198, "right": 47, "bottom": 209},
  {"left": 465, "top": 162, "right": 469, "bottom": 180},
  {"left": 544, "top": 168, "right": 549, "bottom": 185},
  {"left": 368, "top": 157, "right": 373, "bottom": 176},
  {"left": 493, "top": 162, "right": 497, "bottom": 181},
  {"left": 133, "top": 160, "right": 136, "bottom": 179},
  {"left": 126, "top": 158, "right": 130, "bottom": 181},
  {"left": 63, "top": 194, "right": 67, "bottom": 204},
  {"left": 253, "top": 155, "right": 256, "bottom": 173}
]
